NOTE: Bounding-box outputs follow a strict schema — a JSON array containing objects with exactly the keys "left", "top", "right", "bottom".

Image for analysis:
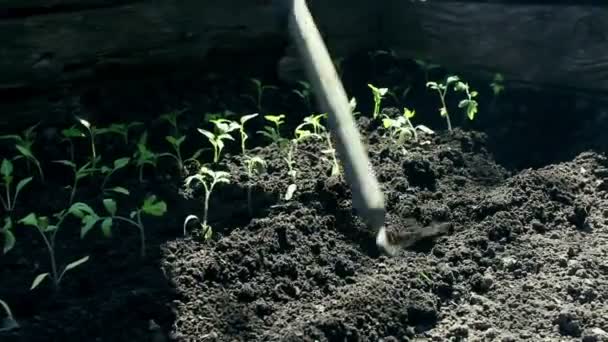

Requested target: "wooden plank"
[
  {"left": 384, "top": 1, "right": 608, "bottom": 93},
  {"left": 0, "top": 0, "right": 378, "bottom": 90}
]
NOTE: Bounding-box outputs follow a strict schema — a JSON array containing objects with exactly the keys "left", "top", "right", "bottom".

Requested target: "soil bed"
[{"left": 0, "top": 53, "right": 607, "bottom": 342}]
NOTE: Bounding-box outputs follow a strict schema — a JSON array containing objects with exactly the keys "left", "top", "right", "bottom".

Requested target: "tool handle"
[{"left": 284, "top": 0, "right": 385, "bottom": 229}]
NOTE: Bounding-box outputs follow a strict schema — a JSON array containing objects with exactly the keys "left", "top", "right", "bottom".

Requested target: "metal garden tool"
[{"left": 275, "top": 0, "right": 386, "bottom": 239}]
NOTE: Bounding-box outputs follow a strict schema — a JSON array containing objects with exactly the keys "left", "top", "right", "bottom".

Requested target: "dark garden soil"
[{"left": 0, "top": 51, "right": 607, "bottom": 342}]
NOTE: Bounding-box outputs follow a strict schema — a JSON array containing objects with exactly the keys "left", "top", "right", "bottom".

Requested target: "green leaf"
[
  {"left": 114, "top": 157, "right": 130, "bottom": 169},
  {"left": 240, "top": 113, "right": 259, "bottom": 124},
  {"left": 77, "top": 117, "right": 91, "bottom": 129},
  {"left": 142, "top": 196, "right": 167, "bottom": 216},
  {"left": 100, "top": 218, "right": 113, "bottom": 237},
  {"left": 80, "top": 215, "right": 99, "bottom": 238},
  {"left": 458, "top": 99, "right": 470, "bottom": 108},
  {"left": 203, "top": 225, "right": 213, "bottom": 241},
  {"left": 69, "top": 202, "right": 97, "bottom": 218},
  {"left": 467, "top": 101, "right": 478, "bottom": 120},
  {"left": 103, "top": 198, "right": 117, "bottom": 216},
  {"left": 30, "top": 273, "right": 49, "bottom": 290},
  {"left": 446, "top": 75, "right": 460, "bottom": 84},
  {"left": 64, "top": 255, "right": 89, "bottom": 272},
  {"left": 18, "top": 213, "right": 38, "bottom": 227},
  {"left": 15, "top": 145, "right": 34, "bottom": 159},
  {"left": 109, "top": 187, "right": 130, "bottom": 196},
  {"left": 61, "top": 126, "right": 84, "bottom": 138},
  {"left": 53, "top": 160, "right": 76, "bottom": 169},
  {"left": 198, "top": 129, "right": 215, "bottom": 141},
  {"left": 404, "top": 108, "right": 416, "bottom": 119},
  {"left": 0, "top": 159, "right": 13, "bottom": 178},
  {"left": 3, "top": 230, "right": 15, "bottom": 254},
  {"left": 15, "top": 177, "right": 32, "bottom": 196}
]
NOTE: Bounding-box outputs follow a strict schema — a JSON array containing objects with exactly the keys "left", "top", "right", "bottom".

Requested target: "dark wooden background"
[{"left": 0, "top": 0, "right": 607, "bottom": 127}]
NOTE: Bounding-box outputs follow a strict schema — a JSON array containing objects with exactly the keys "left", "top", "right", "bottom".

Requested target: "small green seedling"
[
  {"left": 60, "top": 125, "right": 85, "bottom": 162},
  {"left": 0, "top": 159, "right": 32, "bottom": 213},
  {"left": 283, "top": 140, "right": 298, "bottom": 201},
  {"left": 244, "top": 155, "right": 266, "bottom": 216},
  {"left": 367, "top": 84, "right": 388, "bottom": 119},
  {"left": 454, "top": 80, "right": 479, "bottom": 121},
  {"left": 292, "top": 81, "right": 313, "bottom": 113},
  {"left": 184, "top": 167, "right": 230, "bottom": 239},
  {"left": 321, "top": 133, "right": 341, "bottom": 177},
  {"left": 387, "top": 85, "right": 411, "bottom": 108},
  {"left": 159, "top": 108, "right": 188, "bottom": 136},
  {"left": 0, "top": 122, "right": 44, "bottom": 182},
  {"left": 257, "top": 114, "right": 286, "bottom": 145},
  {"left": 162, "top": 135, "right": 204, "bottom": 176},
  {"left": 235, "top": 113, "right": 259, "bottom": 156},
  {"left": 72, "top": 195, "right": 167, "bottom": 258},
  {"left": 415, "top": 59, "right": 441, "bottom": 83},
  {"left": 52, "top": 160, "right": 95, "bottom": 206},
  {"left": 246, "top": 78, "right": 279, "bottom": 113},
  {"left": 100, "top": 157, "right": 131, "bottom": 195},
  {"left": 96, "top": 122, "right": 143, "bottom": 145},
  {"left": 349, "top": 97, "right": 361, "bottom": 117},
  {"left": 382, "top": 108, "right": 434, "bottom": 153},
  {"left": 1, "top": 217, "right": 15, "bottom": 254},
  {"left": 295, "top": 113, "right": 326, "bottom": 140},
  {"left": 0, "top": 299, "right": 19, "bottom": 332},
  {"left": 19, "top": 209, "right": 90, "bottom": 291},
  {"left": 198, "top": 119, "right": 239, "bottom": 164},
  {"left": 426, "top": 75, "right": 460, "bottom": 132},
  {"left": 76, "top": 117, "right": 102, "bottom": 168},
  {"left": 490, "top": 73, "right": 504, "bottom": 97},
  {"left": 133, "top": 131, "right": 160, "bottom": 182}
]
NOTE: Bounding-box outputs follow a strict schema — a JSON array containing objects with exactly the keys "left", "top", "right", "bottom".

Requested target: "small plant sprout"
[
  {"left": 0, "top": 298, "right": 19, "bottom": 332},
  {"left": 100, "top": 157, "right": 131, "bottom": 195},
  {"left": 71, "top": 195, "right": 167, "bottom": 258},
  {"left": 387, "top": 85, "right": 411, "bottom": 108},
  {"left": 244, "top": 155, "right": 266, "bottom": 216},
  {"left": 198, "top": 119, "right": 239, "bottom": 164},
  {"left": 96, "top": 122, "right": 143, "bottom": 145},
  {"left": 0, "top": 122, "right": 44, "bottom": 182},
  {"left": 133, "top": 131, "right": 160, "bottom": 182},
  {"left": 454, "top": 80, "right": 479, "bottom": 121},
  {"left": 159, "top": 108, "right": 187, "bottom": 136},
  {"left": 283, "top": 140, "right": 298, "bottom": 201},
  {"left": 257, "top": 114, "right": 286, "bottom": 145},
  {"left": 349, "top": 97, "right": 361, "bottom": 117},
  {"left": 1, "top": 217, "right": 15, "bottom": 254},
  {"left": 162, "top": 135, "right": 204, "bottom": 177},
  {"left": 0, "top": 159, "right": 32, "bottom": 213},
  {"left": 367, "top": 84, "right": 388, "bottom": 119},
  {"left": 60, "top": 125, "right": 85, "bottom": 162},
  {"left": 295, "top": 113, "right": 327, "bottom": 140},
  {"left": 321, "top": 133, "right": 341, "bottom": 177},
  {"left": 184, "top": 167, "right": 230, "bottom": 239},
  {"left": 292, "top": 81, "right": 313, "bottom": 112},
  {"left": 76, "top": 117, "right": 102, "bottom": 168},
  {"left": 414, "top": 59, "right": 441, "bottom": 83},
  {"left": 236, "top": 113, "right": 259, "bottom": 156},
  {"left": 19, "top": 209, "right": 90, "bottom": 291},
  {"left": 52, "top": 160, "right": 95, "bottom": 206},
  {"left": 247, "top": 78, "right": 278, "bottom": 113},
  {"left": 426, "top": 75, "right": 460, "bottom": 132},
  {"left": 490, "top": 73, "right": 505, "bottom": 97},
  {"left": 382, "top": 108, "right": 434, "bottom": 153}
]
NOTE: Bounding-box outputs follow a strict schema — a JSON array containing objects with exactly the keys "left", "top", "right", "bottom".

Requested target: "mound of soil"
[
  {"left": 0, "top": 51, "right": 607, "bottom": 342},
  {"left": 162, "top": 122, "right": 608, "bottom": 341}
]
